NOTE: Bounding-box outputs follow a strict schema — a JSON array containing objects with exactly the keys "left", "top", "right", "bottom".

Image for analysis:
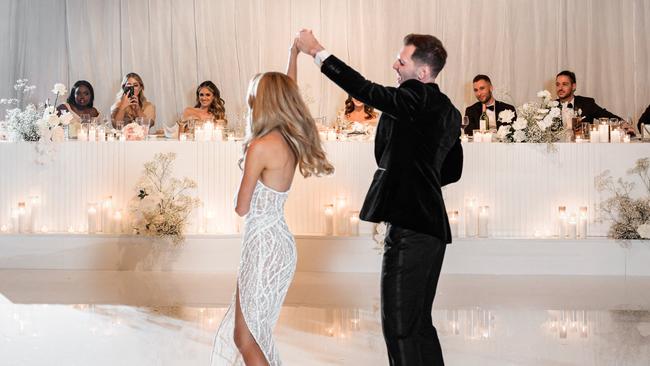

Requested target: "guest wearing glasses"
[
  {"left": 182, "top": 81, "right": 227, "bottom": 126},
  {"left": 110, "top": 72, "right": 155, "bottom": 128},
  {"left": 56, "top": 80, "right": 100, "bottom": 137},
  {"left": 464, "top": 74, "right": 516, "bottom": 135}
]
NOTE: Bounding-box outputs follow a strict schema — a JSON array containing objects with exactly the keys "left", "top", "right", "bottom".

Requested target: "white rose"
[
  {"left": 513, "top": 118, "right": 527, "bottom": 130},
  {"left": 497, "top": 125, "right": 511, "bottom": 140},
  {"left": 549, "top": 107, "right": 561, "bottom": 118},
  {"left": 59, "top": 111, "right": 74, "bottom": 126},
  {"left": 537, "top": 108, "right": 550, "bottom": 115},
  {"left": 538, "top": 115, "right": 553, "bottom": 130},
  {"left": 638, "top": 223, "right": 650, "bottom": 239},
  {"left": 537, "top": 90, "right": 551, "bottom": 100},
  {"left": 51, "top": 83, "right": 67, "bottom": 96},
  {"left": 498, "top": 109, "right": 515, "bottom": 123},
  {"left": 513, "top": 130, "right": 526, "bottom": 142}
]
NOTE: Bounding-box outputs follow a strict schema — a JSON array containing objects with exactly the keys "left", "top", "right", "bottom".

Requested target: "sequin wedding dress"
[{"left": 211, "top": 180, "right": 297, "bottom": 365}]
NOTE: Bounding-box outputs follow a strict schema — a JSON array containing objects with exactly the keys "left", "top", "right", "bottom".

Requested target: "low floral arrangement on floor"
[
  {"left": 595, "top": 157, "right": 650, "bottom": 240},
  {"left": 496, "top": 90, "right": 566, "bottom": 143},
  {"left": 1, "top": 79, "right": 73, "bottom": 142},
  {"left": 129, "top": 152, "right": 202, "bottom": 245}
]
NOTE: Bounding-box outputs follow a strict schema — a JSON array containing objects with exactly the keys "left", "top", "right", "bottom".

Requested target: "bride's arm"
[
  {"left": 286, "top": 38, "right": 299, "bottom": 81},
  {"left": 235, "top": 140, "right": 265, "bottom": 216}
]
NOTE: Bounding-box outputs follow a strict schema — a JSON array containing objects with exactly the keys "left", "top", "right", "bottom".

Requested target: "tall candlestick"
[
  {"left": 558, "top": 206, "right": 567, "bottom": 238},
  {"left": 598, "top": 122, "right": 609, "bottom": 143},
  {"left": 29, "top": 195, "right": 40, "bottom": 233},
  {"left": 335, "top": 197, "right": 348, "bottom": 236},
  {"left": 568, "top": 214, "right": 577, "bottom": 239},
  {"left": 478, "top": 206, "right": 490, "bottom": 238},
  {"left": 101, "top": 196, "right": 113, "bottom": 233},
  {"left": 324, "top": 204, "right": 334, "bottom": 235},
  {"left": 349, "top": 211, "right": 360, "bottom": 236},
  {"left": 87, "top": 203, "right": 98, "bottom": 234},
  {"left": 465, "top": 198, "right": 478, "bottom": 237},
  {"left": 578, "top": 206, "right": 588, "bottom": 239},
  {"left": 448, "top": 210, "right": 459, "bottom": 238},
  {"left": 10, "top": 209, "right": 19, "bottom": 233},
  {"left": 88, "top": 125, "right": 97, "bottom": 142},
  {"left": 17, "top": 202, "right": 28, "bottom": 233}
]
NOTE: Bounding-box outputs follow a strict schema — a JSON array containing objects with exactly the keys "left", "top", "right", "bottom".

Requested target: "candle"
[
  {"left": 40, "top": 225, "right": 49, "bottom": 233},
  {"left": 590, "top": 126, "right": 599, "bottom": 143},
  {"left": 558, "top": 206, "right": 567, "bottom": 238},
  {"left": 119, "top": 133, "right": 126, "bottom": 142},
  {"left": 578, "top": 206, "right": 588, "bottom": 239},
  {"left": 203, "top": 122, "right": 214, "bottom": 141},
  {"left": 227, "top": 135, "right": 236, "bottom": 142},
  {"left": 448, "top": 210, "right": 459, "bottom": 238},
  {"left": 598, "top": 122, "right": 609, "bottom": 143},
  {"left": 179, "top": 133, "right": 187, "bottom": 141},
  {"left": 482, "top": 132, "right": 493, "bottom": 143},
  {"left": 567, "top": 214, "right": 577, "bottom": 239},
  {"left": 29, "top": 195, "right": 40, "bottom": 233},
  {"left": 478, "top": 206, "right": 490, "bottom": 238},
  {"left": 575, "top": 136, "right": 584, "bottom": 143},
  {"left": 101, "top": 196, "right": 113, "bottom": 233},
  {"left": 97, "top": 125, "right": 106, "bottom": 142},
  {"left": 465, "top": 197, "right": 478, "bottom": 237},
  {"left": 335, "top": 197, "right": 348, "bottom": 236},
  {"left": 205, "top": 211, "right": 216, "bottom": 234},
  {"left": 623, "top": 135, "right": 631, "bottom": 143},
  {"left": 610, "top": 128, "right": 621, "bottom": 143},
  {"left": 0, "top": 225, "right": 7, "bottom": 233},
  {"left": 10, "top": 209, "right": 19, "bottom": 233},
  {"left": 113, "top": 211, "right": 123, "bottom": 233},
  {"left": 460, "top": 135, "right": 469, "bottom": 143},
  {"left": 78, "top": 128, "right": 88, "bottom": 141},
  {"left": 324, "top": 204, "right": 334, "bottom": 235},
  {"left": 87, "top": 203, "right": 98, "bottom": 234},
  {"left": 473, "top": 131, "right": 483, "bottom": 143},
  {"left": 194, "top": 127, "right": 204, "bottom": 141},
  {"left": 349, "top": 211, "right": 360, "bottom": 236},
  {"left": 67, "top": 225, "right": 75, "bottom": 233},
  {"left": 214, "top": 127, "right": 224, "bottom": 141},
  {"left": 88, "top": 125, "right": 97, "bottom": 142},
  {"left": 326, "top": 130, "right": 337, "bottom": 141},
  {"left": 17, "top": 202, "right": 28, "bottom": 233},
  {"left": 107, "top": 132, "right": 115, "bottom": 142}
]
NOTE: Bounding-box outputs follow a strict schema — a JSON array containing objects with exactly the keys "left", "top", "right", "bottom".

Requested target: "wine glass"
[{"left": 461, "top": 116, "right": 470, "bottom": 136}]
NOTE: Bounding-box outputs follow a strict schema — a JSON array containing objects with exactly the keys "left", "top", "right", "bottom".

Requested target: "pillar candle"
[
  {"left": 482, "top": 132, "right": 493, "bottom": 143},
  {"left": 97, "top": 126, "right": 106, "bottom": 142},
  {"left": 214, "top": 127, "right": 224, "bottom": 141},
  {"left": 101, "top": 197, "right": 113, "bottom": 233},
  {"left": 567, "top": 214, "right": 577, "bottom": 239},
  {"left": 88, "top": 126, "right": 97, "bottom": 142},
  {"left": 349, "top": 211, "right": 360, "bottom": 236},
  {"left": 598, "top": 122, "right": 609, "bottom": 143},
  {"left": 578, "top": 207, "right": 588, "bottom": 239},
  {"left": 610, "top": 129, "right": 621, "bottom": 143},
  {"left": 17, "top": 202, "right": 28, "bottom": 233},
  {"left": 194, "top": 127, "right": 204, "bottom": 141},
  {"left": 113, "top": 211, "right": 123, "bottom": 234},
  {"left": 590, "top": 126, "right": 599, "bottom": 143},
  {"left": 179, "top": 133, "right": 187, "bottom": 141},
  {"left": 478, "top": 206, "right": 490, "bottom": 238},
  {"left": 449, "top": 210, "right": 459, "bottom": 238},
  {"left": 335, "top": 197, "right": 348, "bottom": 236},
  {"left": 327, "top": 130, "right": 337, "bottom": 141},
  {"left": 78, "top": 128, "right": 88, "bottom": 141},
  {"left": 205, "top": 211, "right": 216, "bottom": 234},
  {"left": 558, "top": 206, "right": 567, "bottom": 238},
  {"left": 203, "top": 122, "right": 214, "bottom": 141},
  {"left": 473, "top": 132, "right": 483, "bottom": 143},
  {"left": 87, "top": 203, "right": 98, "bottom": 234},
  {"left": 10, "top": 209, "right": 19, "bottom": 233},
  {"left": 29, "top": 195, "right": 40, "bottom": 233},
  {"left": 119, "top": 133, "right": 126, "bottom": 142},
  {"left": 465, "top": 198, "right": 478, "bottom": 237},
  {"left": 324, "top": 204, "right": 334, "bottom": 235},
  {"left": 623, "top": 135, "right": 631, "bottom": 143}
]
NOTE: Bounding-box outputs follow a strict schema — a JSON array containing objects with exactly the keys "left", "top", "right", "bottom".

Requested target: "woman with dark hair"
[
  {"left": 340, "top": 94, "right": 378, "bottom": 126},
  {"left": 182, "top": 81, "right": 227, "bottom": 126},
  {"left": 56, "top": 80, "right": 100, "bottom": 137},
  {"left": 110, "top": 72, "right": 155, "bottom": 128}
]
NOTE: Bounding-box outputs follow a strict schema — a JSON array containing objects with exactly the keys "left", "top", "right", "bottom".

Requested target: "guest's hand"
[
  {"left": 118, "top": 94, "right": 131, "bottom": 111},
  {"left": 297, "top": 29, "right": 324, "bottom": 57},
  {"left": 290, "top": 37, "right": 299, "bottom": 57}
]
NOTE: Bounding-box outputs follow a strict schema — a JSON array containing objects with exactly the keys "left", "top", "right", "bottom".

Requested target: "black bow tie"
[
  {"left": 486, "top": 105, "right": 495, "bottom": 111},
  {"left": 567, "top": 103, "right": 573, "bottom": 109}
]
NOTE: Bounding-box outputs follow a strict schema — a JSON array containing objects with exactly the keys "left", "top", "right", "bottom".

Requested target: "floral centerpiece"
[
  {"left": 123, "top": 122, "right": 146, "bottom": 141},
  {"left": 496, "top": 90, "right": 566, "bottom": 143},
  {"left": 129, "top": 152, "right": 202, "bottom": 245},
  {"left": 1, "top": 79, "right": 72, "bottom": 142},
  {"left": 595, "top": 157, "right": 650, "bottom": 240}
]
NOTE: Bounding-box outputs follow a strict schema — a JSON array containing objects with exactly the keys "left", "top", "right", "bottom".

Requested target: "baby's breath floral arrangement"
[
  {"left": 497, "top": 90, "right": 566, "bottom": 143},
  {"left": 129, "top": 152, "right": 202, "bottom": 245},
  {"left": 595, "top": 157, "right": 650, "bottom": 240}
]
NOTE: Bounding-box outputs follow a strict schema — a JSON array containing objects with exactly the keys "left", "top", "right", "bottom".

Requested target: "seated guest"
[
  {"left": 555, "top": 70, "right": 621, "bottom": 125},
  {"left": 638, "top": 104, "right": 650, "bottom": 134},
  {"left": 464, "top": 74, "right": 516, "bottom": 135},
  {"left": 182, "top": 81, "right": 227, "bottom": 126},
  {"left": 339, "top": 94, "right": 378, "bottom": 126},
  {"left": 110, "top": 72, "right": 155, "bottom": 128},
  {"left": 56, "top": 80, "right": 100, "bottom": 137}
]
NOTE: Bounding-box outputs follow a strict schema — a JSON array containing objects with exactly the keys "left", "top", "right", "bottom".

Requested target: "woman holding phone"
[{"left": 110, "top": 72, "right": 156, "bottom": 129}]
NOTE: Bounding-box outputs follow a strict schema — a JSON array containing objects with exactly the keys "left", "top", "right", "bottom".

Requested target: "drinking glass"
[{"left": 461, "top": 116, "right": 470, "bottom": 136}]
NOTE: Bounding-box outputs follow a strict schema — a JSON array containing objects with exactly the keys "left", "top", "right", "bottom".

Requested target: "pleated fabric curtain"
[{"left": 1, "top": 0, "right": 649, "bottom": 130}]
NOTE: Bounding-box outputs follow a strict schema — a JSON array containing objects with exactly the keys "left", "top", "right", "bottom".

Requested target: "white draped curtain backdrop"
[{"left": 1, "top": 0, "right": 649, "bottom": 130}]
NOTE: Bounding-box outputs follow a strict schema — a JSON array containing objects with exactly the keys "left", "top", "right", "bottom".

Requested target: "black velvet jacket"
[
  {"left": 321, "top": 55, "right": 462, "bottom": 243},
  {"left": 464, "top": 100, "right": 517, "bottom": 135},
  {"left": 560, "top": 95, "right": 621, "bottom": 123}
]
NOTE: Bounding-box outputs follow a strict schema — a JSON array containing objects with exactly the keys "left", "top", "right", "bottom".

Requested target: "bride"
[{"left": 211, "top": 40, "right": 333, "bottom": 365}]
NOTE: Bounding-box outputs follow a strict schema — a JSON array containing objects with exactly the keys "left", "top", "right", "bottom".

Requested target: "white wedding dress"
[{"left": 211, "top": 180, "right": 297, "bottom": 365}]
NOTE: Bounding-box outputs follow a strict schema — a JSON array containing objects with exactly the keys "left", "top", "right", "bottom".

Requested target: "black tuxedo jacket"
[
  {"left": 464, "top": 100, "right": 516, "bottom": 135},
  {"left": 321, "top": 55, "right": 462, "bottom": 243},
  {"left": 561, "top": 95, "right": 621, "bottom": 123}
]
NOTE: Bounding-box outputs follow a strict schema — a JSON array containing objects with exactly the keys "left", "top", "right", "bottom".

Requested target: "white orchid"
[
  {"left": 498, "top": 109, "right": 516, "bottom": 124},
  {"left": 51, "top": 83, "right": 67, "bottom": 96},
  {"left": 513, "top": 118, "right": 527, "bottom": 130}
]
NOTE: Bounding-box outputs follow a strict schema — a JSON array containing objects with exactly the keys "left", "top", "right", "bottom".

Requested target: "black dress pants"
[{"left": 381, "top": 224, "right": 447, "bottom": 366}]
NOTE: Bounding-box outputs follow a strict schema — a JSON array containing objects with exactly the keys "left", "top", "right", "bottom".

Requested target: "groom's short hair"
[{"left": 404, "top": 34, "right": 447, "bottom": 77}]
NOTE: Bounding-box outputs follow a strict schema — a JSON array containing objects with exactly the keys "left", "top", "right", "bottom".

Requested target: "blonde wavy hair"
[{"left": 241, "top": 72, "right": 334, "bottom": 178}]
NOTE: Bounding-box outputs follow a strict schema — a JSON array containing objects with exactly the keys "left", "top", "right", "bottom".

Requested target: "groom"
[{"left": 297, "top": 31, "right": 462, "bottom": 365}]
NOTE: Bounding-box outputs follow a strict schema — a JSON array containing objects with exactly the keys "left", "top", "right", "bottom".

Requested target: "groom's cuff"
[{"left": 314, "top": 50, "right": 332, "bottom": 67}]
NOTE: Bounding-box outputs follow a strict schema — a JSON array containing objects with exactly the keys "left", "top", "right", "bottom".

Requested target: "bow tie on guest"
[{"left": 485, "top": 105, "right": 495, "bottom": 111}]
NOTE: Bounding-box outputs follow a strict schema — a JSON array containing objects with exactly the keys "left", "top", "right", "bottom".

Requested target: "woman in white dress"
[{"left": 211, "top": 41, "right": 333, "bottom": 366}]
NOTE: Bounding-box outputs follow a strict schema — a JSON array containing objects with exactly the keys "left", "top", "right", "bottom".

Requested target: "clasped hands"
[{"left": 292, "top": 29, "right": 325, "bottom": 57}]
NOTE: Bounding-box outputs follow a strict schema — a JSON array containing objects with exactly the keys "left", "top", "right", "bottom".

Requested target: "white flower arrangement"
[
  {"left": 496, "top": 90, "right": 566, "bottom": 144},
  {"left": 129, "top": 152, "right": 202, "bottom": 246},
  {"left": 373, "top": 222, "right": 387, "bottom": 253}
]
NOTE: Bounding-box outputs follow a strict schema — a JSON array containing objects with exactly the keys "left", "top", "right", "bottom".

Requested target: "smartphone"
[{"left": 124, "top": 85, "right": 135, "bottom": 98}]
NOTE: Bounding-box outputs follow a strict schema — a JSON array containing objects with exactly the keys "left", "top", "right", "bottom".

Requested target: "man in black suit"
[
  {"left": 638, "top": 104, "right": 650, "bottom": 136},
  {"left": 464, "top": 74, "right": 516, "bottom": 135},
  {"left": 297, "top": 30, "right": 461, "bottom": 366},
  {"left": 555, "top": 70, "right": 621, "bottom": 128}
]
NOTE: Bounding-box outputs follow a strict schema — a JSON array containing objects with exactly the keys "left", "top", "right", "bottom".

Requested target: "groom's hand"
[{"left": 297, "top": 29, "right": 324, "bottom": 57}]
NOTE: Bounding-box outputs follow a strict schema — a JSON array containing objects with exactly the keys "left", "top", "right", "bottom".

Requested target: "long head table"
[{"left": 0, "top": 141, "right": 648, "bottom": 238}]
